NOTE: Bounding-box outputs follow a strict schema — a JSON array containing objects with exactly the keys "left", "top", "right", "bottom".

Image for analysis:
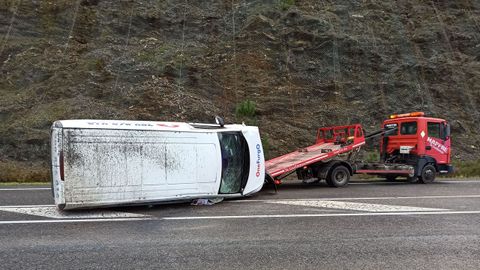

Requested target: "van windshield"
[{"left": 218, "top": 132, "right": 250, "bottom": 194}]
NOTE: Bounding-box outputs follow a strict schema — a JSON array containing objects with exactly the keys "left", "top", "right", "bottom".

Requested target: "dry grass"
[
  {"left": 450, "top": 159, "right": 480, "bottom": 178},
  {"left": 0, "top": 161, "right": 50, "bottom": 182}
]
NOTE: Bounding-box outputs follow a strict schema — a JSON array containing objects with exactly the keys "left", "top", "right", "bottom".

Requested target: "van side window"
[
  {"left": 400, "top": 122, "right": 417, "bottom": 135},
  {"left": 427, "top": 122, "right": 441, "bottom": 139},
  {"left": 218, "top": 132, "right": 250, "bottom": 194}
]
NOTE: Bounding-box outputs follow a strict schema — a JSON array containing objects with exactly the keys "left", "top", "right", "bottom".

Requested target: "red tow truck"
[{"left": 265, "top": 112, "right": 453, "bottom": 187}]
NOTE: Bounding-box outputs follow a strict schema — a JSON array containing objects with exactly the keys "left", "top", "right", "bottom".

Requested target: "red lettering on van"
[{"left": 156, "top": 123, "right": 180, "bottom": 128}]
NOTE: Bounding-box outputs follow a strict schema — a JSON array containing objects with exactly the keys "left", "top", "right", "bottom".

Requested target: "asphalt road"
[{"left": 1, "top": 179, "right": 479, "bottom": 269}]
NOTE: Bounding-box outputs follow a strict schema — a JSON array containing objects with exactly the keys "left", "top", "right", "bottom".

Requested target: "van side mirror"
[{"left": 215, "top": 116, "right": 225, "bottom": 127}]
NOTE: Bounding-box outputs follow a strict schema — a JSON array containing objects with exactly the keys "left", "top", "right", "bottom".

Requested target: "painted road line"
[
  {"left": 437, "top": 180, "right": 480, "bottom": 183},
  {"left": 348, "top": 180, "right": 480, "bottom": 185},
  {"left": 348, "top": 181, "right": 480, "bottom": 186},
  {"left": 266, "top": 200, "right": 447, "bottom": 212},
  {"left": 0, "top": 206, "right": 148, "bottom": 219},
  {"left": 0, "top": 205, "right": 55, "bottom": 208},
  {"left": 230, "top": 194, "right": 480, "bottom": 203},
  {"left": 163, "top": 210, "right": 480, "bottom": 220},
  {"left": 0, "top": 217, "right": 151, "bottom": 225},
  {"left": 349, "top": 180, "right": 480, "bottom": 185},
  {"left": 0, "top": 188, "right": 50, "bottom": 191}
]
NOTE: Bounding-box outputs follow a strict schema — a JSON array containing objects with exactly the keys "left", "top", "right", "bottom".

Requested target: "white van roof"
[{"left": 53, "top": 119, "right": 246, "bottom": 132}]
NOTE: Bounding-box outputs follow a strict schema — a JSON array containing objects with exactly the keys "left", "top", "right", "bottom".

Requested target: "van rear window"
[{"left": 400, "top": 121, "right": 417, "bottom": 135}]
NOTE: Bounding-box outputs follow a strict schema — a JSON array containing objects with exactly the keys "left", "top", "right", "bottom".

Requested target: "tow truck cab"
[{"left": 381, "top": 112, "right": 453, "bottom": 178}]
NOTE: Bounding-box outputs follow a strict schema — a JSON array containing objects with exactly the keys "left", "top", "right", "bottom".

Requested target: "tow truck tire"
[
  {"left": 419, "top": 164, "right": 436, "bottom": 184},
  {"left": 327, "top": 165, "right": 350, "bottom": 187}
]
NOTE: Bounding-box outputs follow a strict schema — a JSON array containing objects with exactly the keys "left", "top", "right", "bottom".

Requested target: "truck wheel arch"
[
  {"left": 317, "top": 160, "right": 354, "bottom": 180},
  {"left": 415, "top": 156, "right": 437, "bottom": 177},
  {"left": 326, "top": 165, "right": 351, "bottom": 187}
]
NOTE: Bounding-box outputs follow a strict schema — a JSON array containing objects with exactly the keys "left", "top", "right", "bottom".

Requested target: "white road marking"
[
  {"left": 350, "top": 180, "right": 480, "bottom": 185},
  {"left": 267, "top": 200, "right": 447, "bottom": 212},
  {"left": 0, "top": 188, "right": 50, "bottom": 191},
  {"left": 437, "top": 180, "right": 480, "bottom": 184},
  {"left": 163, "top": 210, "right": 480, "bottom": 220},
  {"left": 231, "top": 194, "right": 480, "bottom": 203},
  {"left": 0, "top": 204, "right": 55, "bottom": 208},
  {"left": 0, "top": 217, "right": 150, "bottom": 225},
  {"left": 0, "top": 206, "right": 147, "bottom": 219}
]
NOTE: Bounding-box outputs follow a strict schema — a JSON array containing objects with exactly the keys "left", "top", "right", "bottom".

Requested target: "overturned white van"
[{"left": 50, "top": 119, "right": 265, "bottom": 210}]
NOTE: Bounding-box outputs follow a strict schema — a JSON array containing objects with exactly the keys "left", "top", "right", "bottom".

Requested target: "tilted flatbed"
[{"left": 265, "top": 124, "right": 367, "bottom": 187}]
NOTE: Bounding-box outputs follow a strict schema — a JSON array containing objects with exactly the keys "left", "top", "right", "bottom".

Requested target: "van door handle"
[{"left": 426, "top": 146, "right": 432, "bottom": 150}]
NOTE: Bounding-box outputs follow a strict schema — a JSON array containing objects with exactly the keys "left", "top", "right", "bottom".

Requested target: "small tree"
[{"left": 235, "top": 100, "right": 256, "bottom": 119}]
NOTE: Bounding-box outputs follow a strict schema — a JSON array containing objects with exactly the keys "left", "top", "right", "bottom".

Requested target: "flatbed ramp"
[
  {"left": 266, "top": 143, "right": 342, "bottom": 177},
  {"left": 266, "top": 125, "right": 366, "bottom": 179}
]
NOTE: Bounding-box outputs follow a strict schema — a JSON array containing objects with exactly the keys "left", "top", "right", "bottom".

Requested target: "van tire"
[
  {"left": 419, "top": 164, "right": 436, "bottom": 184},
  {"left": 326, "top": 165, "right": 350, "bottom": 187}
]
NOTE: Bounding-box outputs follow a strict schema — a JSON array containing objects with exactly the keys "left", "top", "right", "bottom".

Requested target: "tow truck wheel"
[
  {"left": 419, "top": 164, "right": 436, "bottom": 184},
  {"left": 327, "top": 165, "right": 350, "bottom": 187}
]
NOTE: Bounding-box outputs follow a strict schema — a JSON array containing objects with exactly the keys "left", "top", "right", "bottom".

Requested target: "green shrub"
[
  {"left": 279, "top": 0, "right": 295, "bottom": 10},
  {"left": 235, "top": 100, "right": 256, "bottom": 119}
]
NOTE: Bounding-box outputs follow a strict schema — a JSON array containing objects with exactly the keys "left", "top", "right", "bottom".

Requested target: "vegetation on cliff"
[{"left": 0, "top": 0, "right": 479, "bottom": 181}]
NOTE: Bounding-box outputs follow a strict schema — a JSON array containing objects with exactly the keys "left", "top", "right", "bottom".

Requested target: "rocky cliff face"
[{"left": 0, "top": 0, "right": 479, "bottom": 180}]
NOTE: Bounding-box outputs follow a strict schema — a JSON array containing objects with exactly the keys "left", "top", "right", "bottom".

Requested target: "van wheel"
[
  {"left": 419, "top": 164, "right": 436, "bottom": 184},
  {"left": 327, "top": 165, "right": 350, "bottom": 187}
]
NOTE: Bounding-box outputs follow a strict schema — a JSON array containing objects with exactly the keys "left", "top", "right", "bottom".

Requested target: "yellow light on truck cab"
[
  {"left": 410, "top": 112, "right": 425, "bottom": 117},
  {"left": 389, "top": 112, "right": 425, "bottom": 119}
]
